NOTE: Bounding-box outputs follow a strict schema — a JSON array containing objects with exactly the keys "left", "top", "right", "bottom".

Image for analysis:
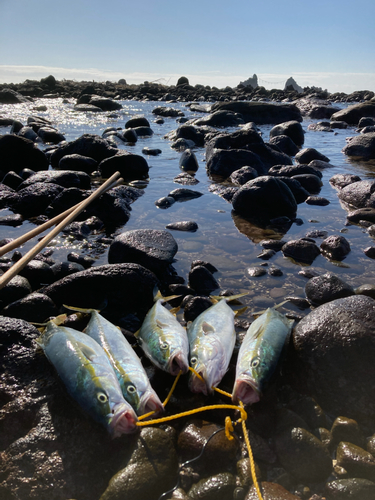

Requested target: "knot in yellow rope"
[{"left": 225, "top": 416, "right": 234, "bottom": 440}]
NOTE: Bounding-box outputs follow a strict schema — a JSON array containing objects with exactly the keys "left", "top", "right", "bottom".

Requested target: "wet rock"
[
  {"left": 287, "top": 396, "right": 329, "bottom": 430},
  {"left": 191, "top": 261, "right": 218, "bottom": 274},
  {"left": 268, "top": 267, "right": 283, "bottom": 277},
  {"left": 183, "top": 296, "right": 212, "bottom": 322},
  {"left": 74, "top": 103, "right": 103, "bottom": 112},
  {"left": 295, "top": 147, "right": 329, "bottom": 164},
  {"left": 205, "top": 128, "right": 264, "bottom": 156},
  {"left": 152, "top": 106, "right": 183, "bottom": 117},
  {"left": 142, "top": 147, "right": 161, "bottom": 156},
  {"left": 232, "top": 176, "right": 297, "bottom": 221},
  {"left": 342, "top": 132, "right": 375, "bottom": 159},
  {"left": 2, "top": 291, "right": 58, "bottom": 322},
  {"left": 173, "top": 172, "right": 199, "bottom": 185},
  {"left": 166, "top": 221, "right": 198, "bottom": 232},
  {"left": 2, "top": 170, "right": 23, "bottom": 190},
  {"left": 308, "top": 104, "right": 340, "bottom": 119},
  {"left": 188, "top": 472, "right": 236, "bottom": 500},
  {"left": 178, "top": 420, "right": 240, "bottom": 475},
  {"left": 260, "top": 239, "right": 287, "bottom": 251},
  {"left": 291, "top": 173, "right": 322, "bottom": 194},
  {"left": 125, "top": 115, "right": 150, "bottom": 129},
  {"left": 206, "top": 149, "right": 266, "bottom": 179},
  {"left": 194, "top": 109, "right": 244, "bottom": 127},
  {"left": 0, "top": 134, "right": 48, "bottom": 173},
  {"left": 245, "top": 482, "right": 301, "bottom": 499},
  {"left": 336, "top": 442, "right": 375, "bottom": 481},
  {"left": 324, "top": 478, "right": 375, "bottom": 500},
  {"left": 355, "top": 283, "right": 375, "bottom": 299},
  {"left": 269, "top": 120, "right": 305, "bottom": 147},
  {"left": 133, "top": 126, "right": 154, "bottom": 137},
  {"left": 18, "top": 259, "right": 55, "bottom": 289},
  {"left": 247, "top": 267, "right": 267, "bottom": 277},
  {"left": 108, "top": 229, "right": 178, "bottom": 280},
  {"left": 210, "top": 101, "right": 303, "bottom": 124},
  {"left": 358, "top": 117, "right": 375, "bottom": 128},
  {"left": 230, "top": 166, "right": 258, "bottom": 186},
  {"left": 99, "top": 151, "right": 149, "bottom": 181},
  {"left": 237, "top": 458, "right": 262, "bottom": 488},
  {"left": 320, "top": 235, "right": 351, "bottom": 261},
  {"left": 122, "top": 128, "right": 138, "bottom": 142},
  {"left": 100, "top": 427, "right": 178, "bottom": 500},
  {"left": 305, "top": 273, "right": 355, "bottom": 305},
  {"left": 43, "top": 263, "right": 158, "bottom": 321},
  {"left": 188, "top": 265, "right": 219, "bottom": 295},
  {"left": 179, "top": 149, "right": 199, "bottom": 173},
  {"left": 290, "top": 295, "right": 375, "bottom": 426},
  {"left": 50, "top": 261, "right": 86, "bottom": 280},
  {"left": 269, "top": 163, "right": 322, "bottom": 179},
  {"left": 168, "top": 124, "right": 211, "bottom": 147},
  {"left": 346, "top": 207, "right": 375, "bottom": 224},
  {"left": 50, "top": 133, "right": 118, "bottom": 168},
  {"left": 89, "top": 96, "right": 122, "bottom": 111},
  {"left": 364, "top": 246, "right": 375, "bottom": 258},
  {"left": 331, "top": 416, "right": 366, "bottom": 448},
  {"left": 257, "top": 249, "right": 276, "bottom": 260},
  {"left": 277, "top": 177, "right": 310, "bottom": 203},
  {"left": 330, "top": 101, "right": 375, "bottom": 125},
  {"left": 281, "top": 239, "right": 320, "bottom": 265},
  {"left": 274, "top": 426, "right": 332, "bottom": 482},
  {"left": 12, "top": 182, "right": 64, "bottom": 217},
  {"left": 306, "top": 196, "right": 330, "bottom": 206},
  {"left": 58, "top": 153, "right": 98, "bottom": 173},
  {"left": 0, "top": 274, "right": 32, "bottom": 308},
  {"left": 155, "top": 196, "right": 176, "bottom": 208},
  {"left": 37, "top": 126, "right": 65, "bottom": 144},
  {"left": 169, "top": 188, "right": 203, "bottom": 201},
  {"left": 268, "top": 134, "right": 300, "bottom": 156},
  {"left": 0, "top": 87, "right": 30, "bottom": 104},
  {"left": 171, "top": 138, "right": 196, "bottom": 150},
  {"left": 19, "top": 170, "right": 91, "bottom": 190},
  {"left": 67, "top": 252, "right": 95, "bottom": 269}
]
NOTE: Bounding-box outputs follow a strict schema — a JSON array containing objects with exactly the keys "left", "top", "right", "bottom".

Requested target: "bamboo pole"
[
  {"left": 0, "top": 177, "right": 123, "bottom": 258},
  {"left": 0, "top": 171, "right": 122, "bottom": 290}
]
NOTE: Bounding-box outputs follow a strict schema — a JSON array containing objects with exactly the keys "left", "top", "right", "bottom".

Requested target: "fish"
[
  {"left": 78, "top": 308, "right": 164, "bottom": 416},
  {"left": 187, "top": 299, "right": 236, "bottom": 395},
  {"left": 232, "top": 308, "right": 294, "bottom": 405},
  {"left": 37, "top": 321, "right": 138, "bottom": 438},
  {"left": 135, "top": 293, "right": 189, "bottom": 376}
]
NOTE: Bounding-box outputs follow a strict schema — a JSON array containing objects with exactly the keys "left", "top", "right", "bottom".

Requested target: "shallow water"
[{"left": 0, "top": 97, "right": 374, "bottom": 319}]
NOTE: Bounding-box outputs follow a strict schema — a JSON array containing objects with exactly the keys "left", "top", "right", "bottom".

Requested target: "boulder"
[
  {"left": 42, "top": 263, "right": 158, "bottom": 321},
  {"left": 50, "top": 134, "right": 117, "bottom": 169},
  {"left": 320, "top": 235, "right": 351, "bottom": 261},
  {"left": 206, "top": 149, "right": 266, "bottom": 179},
  {"left": 295, "top": 147, "right": 329, "bottom": 164},
  {"left": 18, "top": 170, "right": 91, "bottom": 190},
  {"left": 268, "top": 134, "right": 300, "bottom": 156},
  {"left": 331, "top": 102, "right": 375, "bottom": 125},
  {"left": 125, "top": 116, "right": 150, "bottom": 129},
  {"left": 0, "top": 134, "right": 48, "bottom": 173},
  {"left": 305, "top": 273, "right": 355, "bottom": 305},
  {"left": 58, "top": 153, "right": 98, "bottom": 173},
  {"left": 269, "top": 120, "right": 305, "bottom": 146},
  {"left": 338, "top": 179, "right": 375, "bottom": 209},
  {"left": 98, "top": 151, "right": 149, "bottom": 180},
  {"left": 193, "top": 110, "right": 244, "bottom": 127},
  {"left": 12, "top": 182, "right": 64, "bottom": 217},
  {"left": 108, "top": 229, "right": 178, "bottom": 280},
  {"left": 282, "top": 239, "right": 321, "bottom": 265},
  {"left": 342, "top": 132, "right": 375, "bottom": 159},
  {"left": 210, "top": 101, "right": 303, "bottom": 124},
  {"left": 179, "top": 149, "right": 199, "bottom": 173},
  {"left": 232, "top": 176, "right": 297, "bottom": 221},
  {"left": 289, "top": 295, "right": 375, "bottom": 426}
]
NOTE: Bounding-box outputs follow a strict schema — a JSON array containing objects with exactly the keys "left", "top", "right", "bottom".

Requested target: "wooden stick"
[
  {"left": 0, "top": 176, "right": 123, "bottom": 258},
  {"left": 0, "top": 171, "right": 122, "bottom": 290}
]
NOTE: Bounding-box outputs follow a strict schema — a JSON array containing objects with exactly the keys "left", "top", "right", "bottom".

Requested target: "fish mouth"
[
  {"left": 188, "top": 369, "right": 211, "bottom": 396},
  {"left": 232, "top": 378, "right": 260, "bottom": 405},
  {"left": 139, "top": 393, "right": 164, "bottom": 417},
  {"left": 109, "top": 404, "right": 138, "bottom": 438},
  {"left": 169, "top": 352, "right": 189, "bottom": 376}
]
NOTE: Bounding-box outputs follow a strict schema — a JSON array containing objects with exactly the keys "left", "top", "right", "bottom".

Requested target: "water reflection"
[{"left": 231, "top": 211, "right": 292, "bottom": 243}]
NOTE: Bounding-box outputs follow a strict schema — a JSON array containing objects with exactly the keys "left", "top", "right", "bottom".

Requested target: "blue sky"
[{"left": 0, "top": 0, "right": 374, "bottom": 93}]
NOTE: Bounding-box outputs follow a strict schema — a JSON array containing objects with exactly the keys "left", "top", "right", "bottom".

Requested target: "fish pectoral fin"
[
  {"left": 234, "top": 306, "right": 248, "bottom": 317},
  {"left": 77, "top": 342, "right": 98, "bottom": 361},
  {"left": 169, "top": 306, "right": 180, "bottom": 316},
  {"left": 202, "top": 321, "right": 215, "bottom": 335}
]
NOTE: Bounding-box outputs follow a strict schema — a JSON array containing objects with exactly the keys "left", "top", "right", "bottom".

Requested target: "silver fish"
[
  {"left": 83, "top": 309, "right": 164, "bottom": 416},
  {"left": 37, "top": 321, "right": 138, "bottom": 438},
  {"left": 135, "top": 298, "right": 189, "bottom": 376},
  {"left": 187, "top": 299, "right": 236, "bottom": 395},
  {"left": 232, "top": 308, "right": 294, "bottom": 405}
]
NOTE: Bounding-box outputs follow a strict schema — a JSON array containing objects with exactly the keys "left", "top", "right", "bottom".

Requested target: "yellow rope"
[{"left": 136, "top": 365, "right": 263, "bottom": 500}]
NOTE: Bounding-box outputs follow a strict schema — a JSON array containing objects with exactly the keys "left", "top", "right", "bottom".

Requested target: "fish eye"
[
  {"left": 97, "top": 392, "right": 108, "bottom": 403},
  {"left": 190, "top": 356, "right": 198, "bottom": 365},
  {"left": 160, "top": 341, "right": 169, "bottom": 350},
  {"left": 127, "top": 385, "right": 136, "bottom": 394},
  {"left": 250, "top": 357, "right": 260, "bottom": 369}
]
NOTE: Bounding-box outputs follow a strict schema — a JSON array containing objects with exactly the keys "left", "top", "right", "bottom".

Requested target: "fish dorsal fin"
[
  {"left": 202, "top": 321, "right": 215, "bottom": 335},
  {"left": 63, "top": 304, "right": 99, "bottom": 314},
  {"left": 251, "top": 323, "right": 264, "bottom": 340},
  {"left": 156, "top": 319, "right": 169, "bottom": 329},
  {"left": 77, "top": 342, "right": 98, "bottom": 361},
  {"left": 234, "top": 306, "right": 248, "bottom": 317}
]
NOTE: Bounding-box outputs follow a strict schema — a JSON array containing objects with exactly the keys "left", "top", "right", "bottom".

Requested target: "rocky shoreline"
[{"left": 1, "top": 77, "right": 375, "bottom": 500}]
